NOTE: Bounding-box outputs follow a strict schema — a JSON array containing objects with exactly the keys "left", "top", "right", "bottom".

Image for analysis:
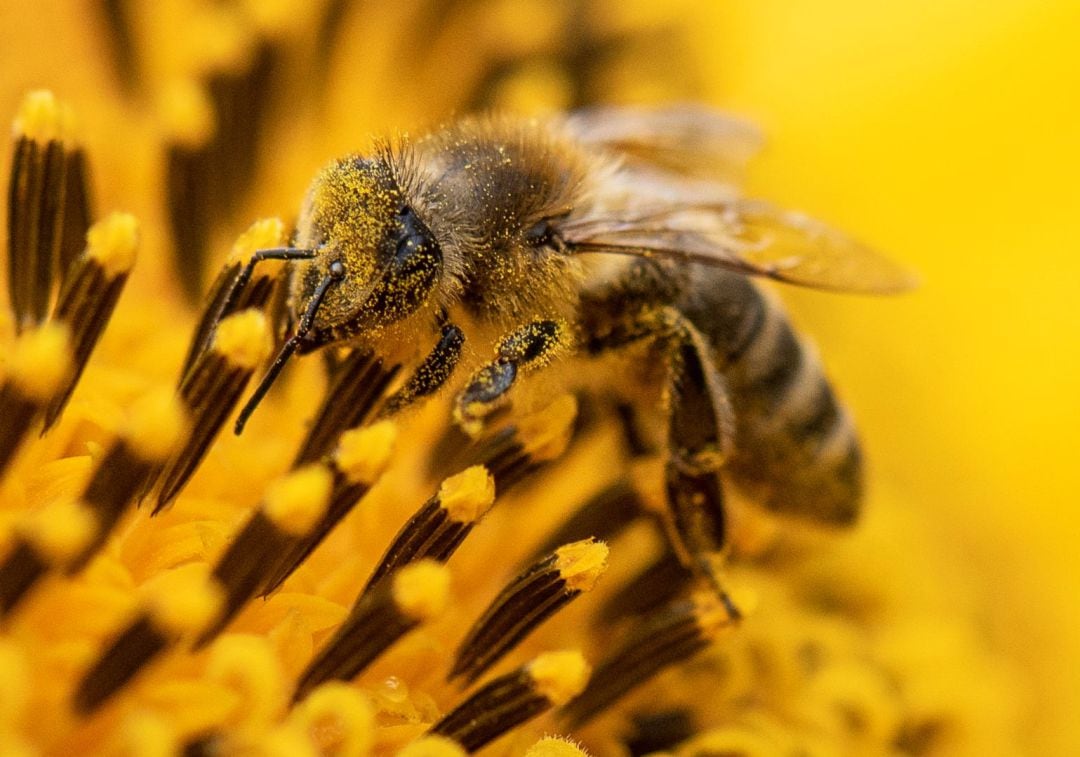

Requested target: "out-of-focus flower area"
[
  {"left": 699, "top": 3, "right": 1080, "bottom": 754},
  {"left": 0, "top": 0, "right": 1075, "bottom": 755}
]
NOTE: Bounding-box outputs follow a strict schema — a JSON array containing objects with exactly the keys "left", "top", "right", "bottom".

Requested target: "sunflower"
[{"left": 1, "top": 1, "right": 1070, "bottom": 755}]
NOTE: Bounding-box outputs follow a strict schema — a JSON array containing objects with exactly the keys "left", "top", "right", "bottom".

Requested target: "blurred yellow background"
[
  {"left": 0, "top": 0, "right": 1076, "bottom": 752},
  {"left": 694, "top": 1, "right": 1079, "bottom": 751}
]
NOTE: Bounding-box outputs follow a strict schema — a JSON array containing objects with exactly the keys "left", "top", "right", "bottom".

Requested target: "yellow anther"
[
  {"left": 262, "top": 465, "right": 334, "bottom": 536},
  {"left": 391, "top": 560, "right": 451, "bottom": 622},
  {"left": 228, "top": 217, "right": 287, "bottom": 264},
  {"left": 438, "top": 466, "right": 496, "bottom": 523},
  {"left": 122, "top": 387, "right": 189, "bottom": 463},
  {"left": 554, "top": 539, "right": 609, "bottom": 593},
  {"left": 212, "top": 309, "right": 271, "bottom": 369},
  {"left": 334, "top": 421, "right": 398, "bottom": 485},
  {"left": 6, "top": 322, "right": 72, "bottom": 401},
  {"left": 141, "top": 563, "right": 224, "bottom": 635},
  {"left": 86, "top": 212, "right": 139, "bottom": 277},
  {"left": 528, "top": 650, "right": 590, "bottom": 706}
]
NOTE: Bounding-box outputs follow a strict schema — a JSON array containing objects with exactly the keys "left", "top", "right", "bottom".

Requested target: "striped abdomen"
[{"left": 680, "top": 267, "right": 862, "bottom": 525}]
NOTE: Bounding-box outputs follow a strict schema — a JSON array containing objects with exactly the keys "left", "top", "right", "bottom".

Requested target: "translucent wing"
[
  {"left": 560, "top": 199, "right": 918, "bottom": 295},
  {"left": 565, "top": 104, "right": 764, "bottom": 184}
]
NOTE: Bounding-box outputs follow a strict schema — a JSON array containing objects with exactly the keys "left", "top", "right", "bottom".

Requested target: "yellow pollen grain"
[
  {"left": 6, "top": 321, "right": 72, "bottom": 400},
  {"left": 396, "top": 735, "right": 467, "bottom": 757},
  {"left": 438, "top": 465, "right": 496, "bottom": 523},
  {"left": 527, "top": 650, "right": 590, "bottom": 706},
  {"left": 525, "top": 737, "right": 590, "bottom": 757},
  {"left": 157, "top": 78, "right": 215, "bottom": 147},
  {"left": 554, "top": 539, "right": 609, "bottom": 593},
  {"left": 18, "top": 498, "right": 96, "bottom": 564},
  {"left": 122, "top": 387, "right": 189, "bottom": 462},
  {"left": 207, "top": 635, "right": 286, "bottom": 728},
  {"left": 262, "top": 465, "right": 334, "bottom": 536},
  {"left": 86, "top": 212, "right": 139, "bottom": 277},
  {"left": 142, "top": 563, "right": 224, "bottom": 636},
  {"left": 519, "top": 394, "right": 578, "bottom": 461},
  {"left": 228, "top": 217, "right": 287, "bottom": 264},
  {"left": 13, "top": 89, "right": 64, "bottom": 142},
  {"left": 391, "top": 560, "right": 451, "bottom": 622},
  {"left": 212, "top": 309, "right": 271, "bottom": 369},
  {"left": 289, "top": 682, "right": 375, "bottom": 757},
  {"left": 334, "top": 421, "right": 398, "bottom": 485}
]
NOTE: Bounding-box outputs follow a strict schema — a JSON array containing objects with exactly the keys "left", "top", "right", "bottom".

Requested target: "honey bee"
[{"left": 223, "top": 105, "right": 913, "bottom": 588}]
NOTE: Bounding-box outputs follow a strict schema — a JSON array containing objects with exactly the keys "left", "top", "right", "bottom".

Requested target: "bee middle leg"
[
  {"left": 453, "top": 318, "right": 568, "bottom": 435},
  {"left": 589, "top": 306, "right": 739, "bottom": 611},
  {"left": 652, "top": 309, "right": 734, "bottom": 561}
]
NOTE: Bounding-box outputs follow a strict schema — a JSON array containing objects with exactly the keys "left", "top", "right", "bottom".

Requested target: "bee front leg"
[
  {"left": 378, "top": 323, "right": 466, "bottom": 418},
  {"left": 453, "top": 319, "right": 569, "bottom": 435},
  {"left": 649, "top": 309, "right": 743, "bottom": 616},
  {"left": 180, "top": 246, "right": 316, "bottom": 382}
]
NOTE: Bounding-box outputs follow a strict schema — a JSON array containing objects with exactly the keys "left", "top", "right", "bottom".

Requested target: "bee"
[{"left": 221, "top": 105, "right": 913, "bottom": 589}]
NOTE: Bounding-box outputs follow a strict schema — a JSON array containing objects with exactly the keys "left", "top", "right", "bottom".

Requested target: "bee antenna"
[{"left": 234, "top": 261, "right": 346, "bottom": 434}]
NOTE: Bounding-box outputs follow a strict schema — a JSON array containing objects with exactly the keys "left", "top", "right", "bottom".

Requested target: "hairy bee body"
[{"left": 243, "top": 107, "right": 910, "bottom": 557}]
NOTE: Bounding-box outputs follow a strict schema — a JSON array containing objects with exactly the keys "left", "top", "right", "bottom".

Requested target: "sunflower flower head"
[{"left": 0, "top": 2, "right": 1041, "bottom": 755}]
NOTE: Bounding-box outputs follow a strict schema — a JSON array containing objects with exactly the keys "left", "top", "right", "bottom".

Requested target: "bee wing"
[
  {"left": 560, "top": 199, "right": 918, "bottom": 295},
  {"left": 565, "top": 104, "right": 764, "bottom": 184}
]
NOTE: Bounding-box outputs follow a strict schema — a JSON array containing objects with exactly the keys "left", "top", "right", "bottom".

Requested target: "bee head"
[{"left": 292, "top": 155, "right": 442, "bottom": 348}]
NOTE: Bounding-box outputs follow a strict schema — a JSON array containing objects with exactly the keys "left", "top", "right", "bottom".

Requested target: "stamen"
[
  {"left": 430, "top": 650, "right": 590, "bottom": 753},
  {"left": 233, "top": 262, "right": 343, "bottom": 435},
  {"left": 193, "top": 465, "right": 335, "bottom": 647},
  {"left": 0, "top": 498, "right": 95, "bottom": 617},
  {"left": 623, "top": 708, "right": 697, "bottom": 756},
  {"left": 205, "top": 635, "right": 288, "bottom": 727},
  {"left": 179, "top": 218, "right": 286, "bottom": 382},
  {"left": 97, "top": 0, "right": 138, "bottom": 91},
  {"left": 287, "top": 682, "right": 375, "bottom": 756},
  {"left": 58, "top": 146, "right": 93, "bottom": 288},
  {"left": 0, "top": 322, "right": 71, "bottom": 478},
  {"left": 293, "top": 348, "right": 400, "bottom": 466},
  {"left": 261, "top": 421, "right": 398, "bottom": 596},
  {"left": 153, "top": 308, "right": 271, "bottom": 512},
  {"left": 293, "top": 560, "right": 450, "bottom": 703},
  {"left": 450, "top": 539, "right": 608, "bottom": 684},
  {"left": 43, "top": 212, "right": 139, "bottom": 430},
  {"left": 159, "top": 78, "right": 216, "bottom": 300},
  {"left": 7, "top": 91, "right": 87, "bottom": 331},
  {"left": 0, "top": 389, "right": 186, "bottom": 614},
  {"left": 560, "top": 590, "right": 744, "bottom": 728},
  {"left": 363, "top": 466, "right": 495, "bottom": 594},
  {"left": 74, "top": 564, "right": 223, "bottom": 714},
  {"left": 462, "top": 394, "right": 578, "bottom": 494},
  {"left": 597, "top": 551, "right": 693, "bottom": 625},
  {"left": 525, "top": 480, "right": 643, "bottom": 564}
]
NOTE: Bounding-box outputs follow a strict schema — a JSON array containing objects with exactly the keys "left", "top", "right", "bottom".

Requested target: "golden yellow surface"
[
  {"left": 0, "top": 1, "right": 1075, "bottom": 754},
  {"left": 695, "top": 3, "right": 1080, "bottom": 752}
]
